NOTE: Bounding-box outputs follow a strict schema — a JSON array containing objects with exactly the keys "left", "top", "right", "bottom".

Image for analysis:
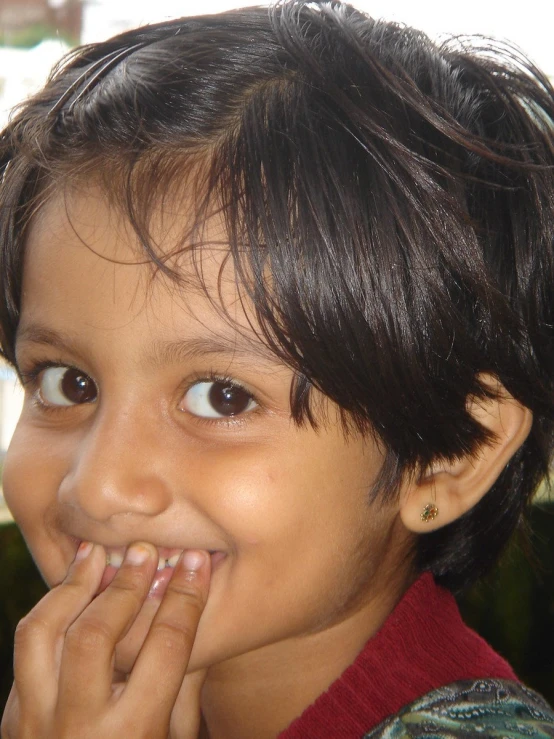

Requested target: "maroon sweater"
[{"left": 280, "top": 572, "right": 517, "bottom": 738}]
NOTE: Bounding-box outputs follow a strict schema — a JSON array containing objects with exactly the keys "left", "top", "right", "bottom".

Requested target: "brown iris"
[
  {"left": 208, "top": 382, "right": 252, "bottom": 416},
  {"left": 60, "top": 368, "right": 97, "bottom": 404}
]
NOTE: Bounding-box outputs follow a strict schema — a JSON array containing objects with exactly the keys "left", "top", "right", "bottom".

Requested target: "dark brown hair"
[{"left": 1, "top": 0, "right": 553, "bottom": 591}]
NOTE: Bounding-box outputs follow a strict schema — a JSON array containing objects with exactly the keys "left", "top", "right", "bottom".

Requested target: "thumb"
[{"left": 169, "top": 668, "right": 207, "bottom": 739}]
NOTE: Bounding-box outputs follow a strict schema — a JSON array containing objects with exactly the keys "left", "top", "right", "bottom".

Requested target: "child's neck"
[{"left": 197, "top": 566, "right": 414, "bottom": 739}]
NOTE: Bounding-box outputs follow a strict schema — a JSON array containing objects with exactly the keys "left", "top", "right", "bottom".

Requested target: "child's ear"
[{"left": 399, "top": 375, "right": 532, "bottom": 533}]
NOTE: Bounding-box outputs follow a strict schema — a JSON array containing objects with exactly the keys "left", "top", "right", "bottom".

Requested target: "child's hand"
[{"left": 1, "top": 542, "right": 211, "bottom": 739}]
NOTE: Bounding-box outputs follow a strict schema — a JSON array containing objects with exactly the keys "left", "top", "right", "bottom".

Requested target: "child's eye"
[
  {"left": 181, "top": 379, "right": 257, "bottom": 419},
  {"left": 39, "top": 366, "right": 98, "bottom": 407}
]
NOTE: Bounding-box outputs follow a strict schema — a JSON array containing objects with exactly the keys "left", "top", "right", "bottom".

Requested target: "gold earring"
[{"left": 420, "top": 503, "right": 439, "bottom": 523}]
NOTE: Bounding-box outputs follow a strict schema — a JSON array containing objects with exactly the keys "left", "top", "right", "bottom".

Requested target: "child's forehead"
[
  {"left": 21, "top": 181, "right": 273, "bottom": 358},
  {"left": 30, "top": 179, "right": 228, "bottom": 269}
]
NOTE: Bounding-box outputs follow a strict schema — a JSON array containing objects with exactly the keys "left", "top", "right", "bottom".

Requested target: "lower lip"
[{"left": 97, "top": 551, "right": 227, "bottom": 599}]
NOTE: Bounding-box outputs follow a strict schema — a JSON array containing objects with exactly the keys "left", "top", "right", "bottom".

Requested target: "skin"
[
  {"left": 2, "top": 185, "right": 417, "bottom": 738},
  {"left": 3, "top": 543, "right": 211, "bottom": 738}
]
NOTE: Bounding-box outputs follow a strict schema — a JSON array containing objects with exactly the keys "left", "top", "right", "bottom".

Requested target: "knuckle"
[
  {"left": 149, "top": 618, "right": 198, "bottom": 654},
  {"left": 167, "top": 576, "right": 206, "bottom": 604},
  {"left": 65, "top": 615, "right": 115, "bottom": 654},
  {"left": 106, "top": 572, "right": 147, "bottom": 605},
  {"left": 56, "top": 579, "right": 88, "bottom": 598},
  {"left": 50, "top": 579, "right": 90, "bottom": 606},
  {"left": 14, "top": 611, "right": 49, "bottom": 648}
]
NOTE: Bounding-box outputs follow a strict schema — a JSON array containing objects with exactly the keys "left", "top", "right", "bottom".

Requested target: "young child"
[{"left": 1, "top": 1, "right": 553, "bottom": 737}]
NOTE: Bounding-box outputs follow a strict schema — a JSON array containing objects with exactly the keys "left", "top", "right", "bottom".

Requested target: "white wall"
[
  {"left": 0, "top": 366, "right": 22, "bottom": 522},
  {"left": 0, "top": 365, "right": 22, "bottom": 453},
  {"left": 0, "top": 39, "right": 69, "bottom": 127},
  {"left": 83, "top": 0, "right": 554, "bottom": 75}
]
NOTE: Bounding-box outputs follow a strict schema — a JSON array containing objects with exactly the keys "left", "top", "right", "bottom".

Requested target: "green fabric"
[{"left": 364, "top": 679, "right": 554, "bottom": 738}]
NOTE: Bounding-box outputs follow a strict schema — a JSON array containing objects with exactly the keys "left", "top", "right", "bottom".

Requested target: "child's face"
[{"left": 3, "top": 185, "right": 410, "bottom": 675}]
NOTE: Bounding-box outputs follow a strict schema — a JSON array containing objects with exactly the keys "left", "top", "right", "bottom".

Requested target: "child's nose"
[{"left": 57, "top": 405, "right": 173, "bottom": 522}]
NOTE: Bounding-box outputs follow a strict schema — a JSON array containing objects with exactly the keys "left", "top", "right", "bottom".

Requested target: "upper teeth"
[
  {"left": 105, "top": 551, "right": 182, "bottom": 569},
  {"left": 106, "top": 551, "right": 124, "bottom": 568}
]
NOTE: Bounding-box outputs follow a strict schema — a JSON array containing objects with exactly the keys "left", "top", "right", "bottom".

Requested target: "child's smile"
[{"left": 3, "top": 183, "right": 413, "bottom": 689}]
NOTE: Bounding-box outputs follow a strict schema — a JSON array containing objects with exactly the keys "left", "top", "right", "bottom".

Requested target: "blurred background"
[{"left": 0, "top": 0, "right": 552, "bottom": 714}]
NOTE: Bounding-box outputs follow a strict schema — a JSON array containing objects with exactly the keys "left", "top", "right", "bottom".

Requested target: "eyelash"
[
  {"left": 18, "top": 361, "right": 261, "bottom": 426},
  {"left": 181, "top": 370, "right": 261, "bottom": 428},
  {"left": 19, "top": 359, "right": 85, "bottom": 414}
]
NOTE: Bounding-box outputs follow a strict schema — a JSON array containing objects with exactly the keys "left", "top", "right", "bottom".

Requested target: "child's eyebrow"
[
  {"left": 147, "top": 335, "right": 282, "bottom": 369},
  {"left": 16, "top": 326, "right": 74, "bottom": 354},
  {"left": 16, "top": 324, "right": 283, "bottom": 369}
]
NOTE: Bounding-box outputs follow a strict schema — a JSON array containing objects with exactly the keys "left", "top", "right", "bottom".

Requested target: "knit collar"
[{"left": 279, "top": 572, "right": 517, "bottom": 738}]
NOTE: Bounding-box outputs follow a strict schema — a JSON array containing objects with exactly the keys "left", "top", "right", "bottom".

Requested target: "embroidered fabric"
[{"left": 365, "top": 679, "right": 554, "bottom": 738}]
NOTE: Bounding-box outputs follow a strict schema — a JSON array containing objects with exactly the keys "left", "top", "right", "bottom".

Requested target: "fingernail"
[
  {"left": 125, "top": 544, "right": 151, "bottom": 566},
  {"left": 180, "top": 550, "right": 207, "bottom": 572},
  {"left": 75, "top": 541, "right": 93, "bottom": 562}
]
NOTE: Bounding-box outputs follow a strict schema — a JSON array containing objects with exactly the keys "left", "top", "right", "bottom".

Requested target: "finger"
[
  {"left": 123, "top": 551, "right": 211, "bottom": 724},
  {"left": 57, "top": 542, "right": 158, "bottom": 711},
  {"left": 169, "top": 669, "right": 208, "bottom": 739},
  {"left": 12, "top": 542, "right": 105, "bottom": 717},
  {"left": 1, "top": 684, "right": 20, "bottom": 739}
]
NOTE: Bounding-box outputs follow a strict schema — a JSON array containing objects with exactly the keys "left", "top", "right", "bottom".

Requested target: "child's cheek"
[
  {"left": 195, "top": 425, "right": 333, "bottom": 532},
  {"left": 3, "top": 424, "right": 43, "bottom": 520},
  {"left": 2, "top": 421, "right": 69, "bottom": 583},
  {"left": 195, "top": 446, "right": 299, "bottom": 541}
]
